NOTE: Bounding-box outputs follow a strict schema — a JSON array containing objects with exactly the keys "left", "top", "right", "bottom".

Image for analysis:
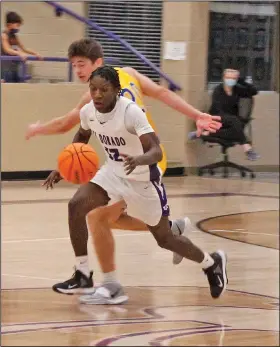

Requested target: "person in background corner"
[
  {"left": 188, "top": 68, "right": 260, "bottom": 161},
  {"left": 1, "top": 11, "right": 42, "bottom": 83}
]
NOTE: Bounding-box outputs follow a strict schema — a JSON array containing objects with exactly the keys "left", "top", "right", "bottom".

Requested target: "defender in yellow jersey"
[
  {"left": 25, "top": 39, "right": 224, "bottom": 297},
  {"left": 115, "top": 67, "right": 167, "bottom": 174}
]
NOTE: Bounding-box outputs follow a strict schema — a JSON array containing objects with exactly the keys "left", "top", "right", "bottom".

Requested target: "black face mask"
[{"left": 10, "top": 28, "right": 19, "bottom": 34}]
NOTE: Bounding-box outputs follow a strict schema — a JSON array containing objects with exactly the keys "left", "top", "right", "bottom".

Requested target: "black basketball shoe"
[
  {"left": 52, "top": 269, "right": 95, "bottom": 295},
  {"left": 204, "top": 250, "right": 228, "bottom": 299}
]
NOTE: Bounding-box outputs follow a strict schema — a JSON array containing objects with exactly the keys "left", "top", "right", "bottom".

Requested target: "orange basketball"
[{"left": 58, "top": 143, "right": 99, "bottom": 184}]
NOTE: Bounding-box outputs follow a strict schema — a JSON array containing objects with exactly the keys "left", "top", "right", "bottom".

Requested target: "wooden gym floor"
[{"left": 1, "top": 175, "right": 279, "bottom": 346}]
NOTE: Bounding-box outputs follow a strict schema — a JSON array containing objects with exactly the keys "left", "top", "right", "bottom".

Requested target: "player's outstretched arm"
[
  {"left": 121, "top": 132, "right": 162, "bottom": 175},
  {"left": 123, "top": 67, "right": 221, "bottom": 136},
  {"left": 25, "top": 91, "right": 91, "bottom": 140}
]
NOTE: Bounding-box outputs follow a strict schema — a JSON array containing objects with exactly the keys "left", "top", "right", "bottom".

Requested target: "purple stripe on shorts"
[
  {"left": 151, "top": 179, "right": 170, "bottom": 217},
  {"left": 149, "top": 164, "right": 161, "bottom": 181}
]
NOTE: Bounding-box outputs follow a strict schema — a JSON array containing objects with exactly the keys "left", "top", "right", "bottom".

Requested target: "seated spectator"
[
  {"left": 189, "top": 68, "right": 260, "bottom": 161},
  {"left": 1, "top": 11, "right": 42, "bottom": 83}
]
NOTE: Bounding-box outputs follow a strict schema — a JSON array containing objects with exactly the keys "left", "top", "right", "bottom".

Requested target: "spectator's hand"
[
  {"left": 196, "top": 113, "right": 222, "bottom": 137},
  {"left": 25, "top": 120, "right": 41, "bottom": 140},
  {"left": 34, "top": 53, "right": 43, "bottom": 60},
  {"left": 42, "top": 170, "right": 62, "bottom": 190},
  {"left": 19, "top": 52, "right": 28, "bottom": 61}
]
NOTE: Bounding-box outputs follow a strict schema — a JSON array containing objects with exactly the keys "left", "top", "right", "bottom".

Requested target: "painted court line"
[
  {"left": 2, "top": 232, "right": 149, "bottom": 244},
  {"left": 2, "top": 274, "right": 61, "bottom": 281},
  {"left": 209, "top": 229, "right": 277, "bottom": 237}
]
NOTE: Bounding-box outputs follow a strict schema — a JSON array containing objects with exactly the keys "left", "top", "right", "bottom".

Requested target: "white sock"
[
  {"left": 76, "top": 256, "right": 90, "bottom": 277},
  {"left": 103, "top": 271, "right": 118, "bottom": 284},
  {"left": 201, "top": 252, "right": 214, "bottom": 269}
]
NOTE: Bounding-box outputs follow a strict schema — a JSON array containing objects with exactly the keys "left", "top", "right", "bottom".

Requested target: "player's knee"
[
  {"left": 68, "top": 196, "right": 80, "bottom": 215},
  {"left": 68, "top": 195, "right": 91, "bottom": 216},
  {"left": 86, "top": 207, "right": 107, "bottom": 224},
  {"left": 68, "top": 194, "right": 95, "bottom": 217}
]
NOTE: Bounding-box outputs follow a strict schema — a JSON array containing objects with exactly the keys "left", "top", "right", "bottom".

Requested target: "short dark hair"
[
  {"left": 68, "top": 38, "right": 104, "bottom": 63},
  {"left": 6, "top": 12, "right": 23, "bottom": 25},
  {"left": 89, "top": 65, "right": 121, "bottom": 94}
]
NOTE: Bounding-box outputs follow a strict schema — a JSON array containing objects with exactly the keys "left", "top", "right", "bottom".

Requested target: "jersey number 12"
[{"left": 104, "top": 147, "right": 123, "bottom": 162}]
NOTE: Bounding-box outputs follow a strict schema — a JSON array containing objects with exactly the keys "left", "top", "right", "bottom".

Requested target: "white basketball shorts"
[{"left": 91, "top": 164, "right": 170, "bottom": 226}]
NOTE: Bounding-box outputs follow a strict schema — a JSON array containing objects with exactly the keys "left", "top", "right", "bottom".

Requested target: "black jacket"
[{"left": 209, "top": 78, "right": 258, "bottom": 117}]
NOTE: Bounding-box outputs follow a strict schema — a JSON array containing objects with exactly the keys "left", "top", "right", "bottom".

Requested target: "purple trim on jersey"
[
  {"left": 149, "top": 164, "right": 161, "bottom": 181},
  {"left": 151, "top": 179, "right": 170, "bottom": 217}
]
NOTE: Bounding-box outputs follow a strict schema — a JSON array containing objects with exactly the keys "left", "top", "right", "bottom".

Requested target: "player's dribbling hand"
[
  {"left": 121, "top": 154, "right": 139, "bottom": 175},
  {"left": 42, "top": 170, "right": 62, "bottom": 190},
  {"left": 196, "top": 113, "right": 222, "bottom": 137}
]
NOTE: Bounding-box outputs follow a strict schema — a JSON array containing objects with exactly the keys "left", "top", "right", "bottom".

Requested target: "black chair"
[{"left": 198, "top": 98, "right": 256, "bottom": 179}]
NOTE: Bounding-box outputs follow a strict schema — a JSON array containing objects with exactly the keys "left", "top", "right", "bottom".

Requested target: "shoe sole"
[
  {"left": 173, "top": 217, "right": 192, "bottom": 265},
  {"left": 53, "top": 287, "right": 96, "bottom": 295},
  {"left": 79, "top": 295, "right": 129, "bottom": 305},
  {"left": 216, "top": 249, "right": 228, "bottom": 298}
]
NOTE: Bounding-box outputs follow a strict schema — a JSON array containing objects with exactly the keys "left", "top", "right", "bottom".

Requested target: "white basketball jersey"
[{"left": 83, "top": 97, "right": 158, "bottom": 182}]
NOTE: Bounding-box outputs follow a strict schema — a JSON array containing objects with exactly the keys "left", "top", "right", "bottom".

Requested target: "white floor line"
[
  {"left": 209, "top": 229, "right": 277, "bottom": 236},
  {"left": 2, "top": 232, "right": 149, "bottom": 244},
  {"left": 2, "top": 273, "right": 61, "bottom": 281},
  {"left": 2, "top": 237, "right": 69, "bottom": 244}
]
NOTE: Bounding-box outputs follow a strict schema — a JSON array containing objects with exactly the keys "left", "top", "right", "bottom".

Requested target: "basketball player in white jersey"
[
  {"left": 25, "top": 39, "right": 223, "bottom": 296},
  {"left": 75, "top": 65, "right": 227, "bottom": 304}
]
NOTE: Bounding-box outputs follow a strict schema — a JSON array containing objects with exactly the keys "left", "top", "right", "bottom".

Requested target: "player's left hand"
[
  {"left": 25, "top": 121, "right": 41, "bottom": 140},
  {"left": 196, "top": 113, "right": 222, "bottom": 137},
  {"left": 121, "top": 154, "right": 140, "bottom": 175}
]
